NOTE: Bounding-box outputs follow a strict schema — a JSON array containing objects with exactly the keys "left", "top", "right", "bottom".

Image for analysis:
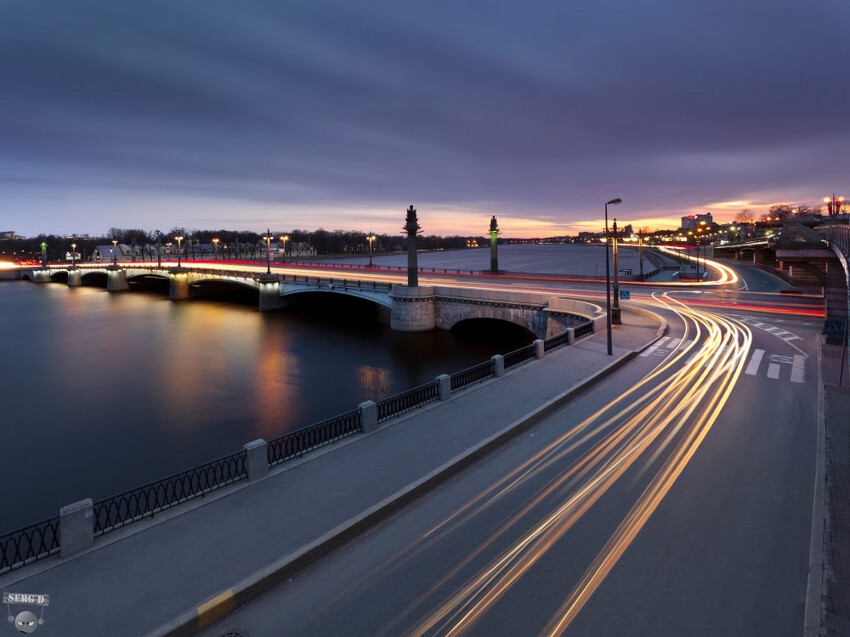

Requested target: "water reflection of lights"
[{"left": 376, "top": 293, "right": 753, "bottom": 636}]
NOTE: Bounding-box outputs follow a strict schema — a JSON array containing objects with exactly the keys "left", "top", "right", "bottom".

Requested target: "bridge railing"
[
  {"left": 268, "top": 408, "right": 362, "bottom": 466},
  {"left": 819, "top": 224, "right": 850, "bottom": 258},
  {"left": 504, "top": 344, "right": 536, "bottom": 370},
  {"left": 92, "top": 450, "right": 248, "bottom": 536}
]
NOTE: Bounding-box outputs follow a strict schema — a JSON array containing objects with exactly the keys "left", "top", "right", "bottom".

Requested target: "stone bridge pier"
[{"left": 107, "top": 267, "right": 129, "bottom": 292}]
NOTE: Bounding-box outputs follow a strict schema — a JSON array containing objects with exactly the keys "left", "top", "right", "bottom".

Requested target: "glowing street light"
[
  {"left": 825, "top": 194, "right": 846, "bottom": 216},
  {"left": 112, "top": 239, "right": 118, "bottom": 266},
  {"left": 264, "top": 228, "right": 272, "bottom": 273},
  {"left": 71, "top": 243, "right": 77, "bottom": 268},
  {"left": 604, "top": 197, "right": 622, "bottom": 356},
  {"left": 280, "top": 235, "right": 289, "bottom": 262},
  {"left": 212, "top": 237, "right": 220, "bottom": 261},
  {"left": 367, "top": 232, "right": 376, "bottom": 267},
  {"left": 174, "top": 235, "right": 184, "bottom": 267},
  {"left": 612, "top": 218, "right": 622, "bottom": 324}
]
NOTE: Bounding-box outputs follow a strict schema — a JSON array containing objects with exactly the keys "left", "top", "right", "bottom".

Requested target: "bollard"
[
  {"left": 436, "top": 374, "right": 451, "bottom": 400},
  {"left": 492, "top": 354, "right": 505, "bottom": 377},
  {"left": 534, "top": 339, "right": 545, "bottom": 359},
  {"left": 60, "top": 498, "right": 94, "bottom": 558},
  {"left": 243, "top": 439, "right": 269, "bottom": 481},
  {"left": 360, "top": 400, "right": 378, "bottom": 433}
]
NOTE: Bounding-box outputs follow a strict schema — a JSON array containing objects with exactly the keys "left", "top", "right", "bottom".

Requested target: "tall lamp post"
[
  {"left": 71, "top": 243, "right": 77, "bottom": 268},
  {"left": 264, "top": 228, "right": 272, "bottom": 274},
  {"left": 212, "top": 237, "right": 219, "bottom": 261},
  {"left": 175, "top": 235, "right": 183, "bottom": 267},
  {"left": 156, "top": 231, "right": 162, "bottom": 268},
  {"left": 112, "top": 239, "right": 118, "bottom": 266},
  {"left": 604, "top": 197, "right": 622, "bottom": 356},
  {"left": 280, "top": 235, "right": 289, "bottom": 262},
  {"left": 367, "top": 233, "right": 376, "bottom": 267}
]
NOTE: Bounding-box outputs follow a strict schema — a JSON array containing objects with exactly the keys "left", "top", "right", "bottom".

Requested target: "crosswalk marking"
[
  {"left": 640, "top": 336, "right": 671, "bottom": 357},
  {"left": 767, "top": 363, "right": 780, "bottom": 379},
  {"left": 791, "top": 355, "right": 806, "bottom": 383},
  {"left": 745, "top": 349, "right": 764, "bottom": 375}
]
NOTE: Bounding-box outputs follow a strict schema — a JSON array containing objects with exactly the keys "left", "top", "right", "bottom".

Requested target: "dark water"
[{"left": 0, "top": 281, "right": 531, "bottom": 531}]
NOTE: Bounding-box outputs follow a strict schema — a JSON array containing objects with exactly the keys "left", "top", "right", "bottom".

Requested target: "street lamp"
[
  {"left": 156, "top": 231, "right": 162, "bottom": 267},
  {"left": 367, "top": 233, "right": 376, "bottom": 267},
  {"left": 264, "top": 228, "right": 272, "bottom": 273},
  {"left": 212, "top": 238, "right": 219, "bottom": 261},
  {"left": 112, "top": 239, "right": 118, "bottom": 266},
  {"left": 825, "top": 194, "right": 846, "bottom": 217},
  {"left": 604, "top": 197, "right": 622, "bottom": 356},
  {"left": 71, "top": 243, "right": 76, "bottom": 268},
  {"left": 174, "top": 235, "right": 183, "bottom": 267},
  {"left": 280, "top": 235, "right": 289, "bottom": 262}
]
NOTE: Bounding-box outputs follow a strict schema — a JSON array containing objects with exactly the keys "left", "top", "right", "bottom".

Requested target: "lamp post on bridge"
[
  {"left": 174, "top": 235, "right": 183, "bottom": 267},
  {"left": 156, "top": 231, "right": 162, "bottom": 268},
  {"left": 71, "top": 243, "right": 76, "bottom": 269},
  {"left": 367, "top": 232, "right": 376, "bottom": 267},
  {"left": 212, "top": 237, "right": 219, "bottom": 261},
  {"left": 112, "top": 240, "right": 118, "bottom": 266},
  {"left": 604, "top": 197, "right": 622, "bottom": 356},
  {"left": 264, "top": 229, "right": 272, "bottom": 274},
  {"left": 280, "top": 235, "right": 289, "bottom": 262},
  {"left": 404, "top": 205, "right": 422, "bottom": 287}
]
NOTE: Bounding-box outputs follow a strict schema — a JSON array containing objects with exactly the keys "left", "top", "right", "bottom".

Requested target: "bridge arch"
[{"left": 450, "top": 317, "right": 537, "bottom": 342}]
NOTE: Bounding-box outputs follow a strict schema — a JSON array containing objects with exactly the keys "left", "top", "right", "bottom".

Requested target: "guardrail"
[
  {"left": 92, "top": 450, "right": 248, "bottom": 536},
  {"left": 376, "top": 381, "right": 440, "bottom": 421},
  {"left": 0, "top": 518, "right": 60, "bottom": 577},
  {"left": 0, "top": 316, "right": 595, "bottom": 575},
  {"left": 268, "top": 409, "right": 362, "bottom": 466}
]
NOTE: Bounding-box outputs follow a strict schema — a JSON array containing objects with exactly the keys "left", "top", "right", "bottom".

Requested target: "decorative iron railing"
[
  {"left": 268, "top": 409, "right": 362, "bottom": 466},
  {"left": 376, "top": 381, "right": 440, "bottom": 421},
  {"left": 544, "top": 331, "right": 572, "bottom": 351},
  {"left": 92, "top": 450, "right": 247, "bottom": 536},
  {"left": 574, "top": 321, "right": 594, "bottom": 338},
  {"left": 504, "top": 344, "right": 536, "bottom": 370},
  {"left": 0, "top": 517, "right": 60, "bottom": 576},
  {"left": 450, "top": 360, "right": 495, "bottom": 391}
]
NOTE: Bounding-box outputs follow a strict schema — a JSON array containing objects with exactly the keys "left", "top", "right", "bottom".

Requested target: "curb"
[
  {"left": 803, "top": 337, "right": 827, "bottom": 636},
  {"left": 150, "top": 346, "right": 646, "bottom": 637}
]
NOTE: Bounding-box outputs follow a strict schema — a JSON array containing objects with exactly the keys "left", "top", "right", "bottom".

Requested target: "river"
[{"left": 0, "top": 280, "right": 532, "bottom": 531}]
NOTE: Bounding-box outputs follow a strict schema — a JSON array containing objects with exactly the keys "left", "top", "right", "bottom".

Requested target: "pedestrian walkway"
[
  {"left": 819, "top": 340, "right": 850, "bottom": 636},
  {"left": 0, "top": 312, "right": 662, "bottom": 637}
]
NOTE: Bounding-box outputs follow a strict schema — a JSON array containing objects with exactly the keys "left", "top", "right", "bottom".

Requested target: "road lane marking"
[
  {"left": 745, "top": 349, "right": 764, "bottom": 375},
  {"left": 791, "top": 355, "right": 806, "bottom": 383},
  {"left": 640, "top": 336, "right": 670, "bottom": 357},
  {"left": 767, "top": 363, "right": 780, "bottom": 379}
]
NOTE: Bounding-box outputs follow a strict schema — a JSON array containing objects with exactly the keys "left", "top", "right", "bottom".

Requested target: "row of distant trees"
[
  {"left": 0, "top": 227, "right": 491, "bottom": 263},
  {"left": 734, "top": 202, "right": 847, "bottom": 224}
]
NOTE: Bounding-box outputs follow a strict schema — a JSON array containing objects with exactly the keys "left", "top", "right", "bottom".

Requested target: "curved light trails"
[{"left": 379, "top": 293, "right": 752, "bottom": 637}]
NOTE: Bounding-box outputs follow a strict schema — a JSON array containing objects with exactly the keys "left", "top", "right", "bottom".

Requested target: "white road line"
[
  {"left": 767, "top": 363, "right": 781, "bottom": 379},
  {"left": 791, "top": 355, "right": 806, "bottom": 383},
  {"left": 745, "top": 349, "right": 764, "bottom": 375},
  {"left": 640, "top": 336, "right": 671, "bottom": 357}
]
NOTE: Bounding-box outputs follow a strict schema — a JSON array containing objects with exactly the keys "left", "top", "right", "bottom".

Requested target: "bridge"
[{"left": 16, "top": 262, "right": 604, "bottom": 340}]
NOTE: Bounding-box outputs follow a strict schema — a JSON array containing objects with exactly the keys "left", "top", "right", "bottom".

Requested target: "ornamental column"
[
  {"left": 404, "top": 205, "right": 421, "bottom": 287},
  {"left": 489, "top": 215, "right": 500, "bottom": 274}
]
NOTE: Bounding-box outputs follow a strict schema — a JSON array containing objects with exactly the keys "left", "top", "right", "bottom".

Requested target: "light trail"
[{"left": 384, "top": 293, "right": 752, "bottom": 637}]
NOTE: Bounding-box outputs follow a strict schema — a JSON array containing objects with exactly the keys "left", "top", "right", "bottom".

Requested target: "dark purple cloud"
[{"left": 1, "top": 0, "right": 848, "bottom": 236}]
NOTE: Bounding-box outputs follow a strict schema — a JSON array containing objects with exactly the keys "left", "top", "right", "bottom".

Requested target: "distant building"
[
  {"left": 680, "top": 213, "right": 713, "bottom": 231},
  {"left": 0, "top": 231, "right": 17, "bottom": 240}
]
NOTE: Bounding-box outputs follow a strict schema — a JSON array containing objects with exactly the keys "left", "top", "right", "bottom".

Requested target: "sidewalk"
[
  {"left": 819, "top": 341, "right": 850, "bottom": 636},
  {"left": 0, "top": 312, "right": 662, "bottom": 637}
]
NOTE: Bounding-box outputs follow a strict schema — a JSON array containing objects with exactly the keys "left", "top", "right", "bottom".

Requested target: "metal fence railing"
[
  {"left": 0, "top": 517, "right": 61, "bottom": 577},
  {"left": 92, "top": 450, "right": 247, "bottom": 536},
  {"left": 0, "top": 316, "right": 595, "bottom": 574},
  {"left": 504, "top": 344, "right": 536, "bottom": 370},
  {"left": 377, "top": 381, "right": 440, "bottom": 421},
  {"left": 450, "top": 360, "right": 496, "bottom": 392},
  {"left": 268, "top": 409, "right": 362, "bottom": 466}
]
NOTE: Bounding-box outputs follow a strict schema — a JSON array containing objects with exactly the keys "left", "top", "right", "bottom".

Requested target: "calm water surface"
[{"left": 1, "top": 281, "right": 530, "bottom": 530}]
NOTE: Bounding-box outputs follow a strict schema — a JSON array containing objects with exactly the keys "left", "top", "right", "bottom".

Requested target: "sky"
[{"left": 1, "top": 0, "right": 849, "bottom": 239}]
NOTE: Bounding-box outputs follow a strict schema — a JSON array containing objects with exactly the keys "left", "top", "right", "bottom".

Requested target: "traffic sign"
[
  {"left": 823, "top": 320, "right": 844, "bottom": 336},
  {"left": 619, "top": 290, "right": 631, "bottom": 300}
]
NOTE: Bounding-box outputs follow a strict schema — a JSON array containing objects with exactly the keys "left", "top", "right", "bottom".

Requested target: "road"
[{"left": 199, "top": 259, "right": 820, "bottom": 636}]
